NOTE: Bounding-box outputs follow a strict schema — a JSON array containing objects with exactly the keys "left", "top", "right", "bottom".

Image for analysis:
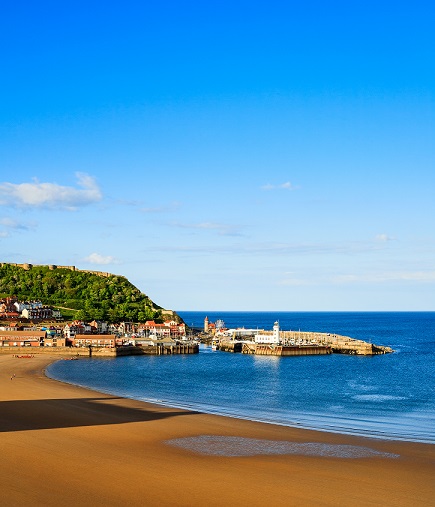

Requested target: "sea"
[{"left": 46, "top": 312, "right": 435, "bottom": 444}]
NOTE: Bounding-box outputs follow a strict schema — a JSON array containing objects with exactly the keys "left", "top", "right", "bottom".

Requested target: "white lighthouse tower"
[{"left": 273, "top": 321, "right": 280, "bottom": 344}]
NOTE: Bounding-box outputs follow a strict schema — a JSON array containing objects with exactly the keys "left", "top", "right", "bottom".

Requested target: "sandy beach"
[{"left": 1, "top": 354, "right": 433, "bottom": 506}]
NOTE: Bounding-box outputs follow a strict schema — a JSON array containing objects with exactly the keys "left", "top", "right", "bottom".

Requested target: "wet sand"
[{"left": 1, "top": 354, "right": 434, "bottom": 506}]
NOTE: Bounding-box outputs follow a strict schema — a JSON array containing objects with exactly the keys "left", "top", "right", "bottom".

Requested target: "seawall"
[
  {"left": 215, "top": 331, "right": 393, "bottom": 356},
  {"left": 241, "top": 343, "right": 332, "bottom": 356},
  {"left": 0, "top": 344, "right": 199, "bottom": 357}
]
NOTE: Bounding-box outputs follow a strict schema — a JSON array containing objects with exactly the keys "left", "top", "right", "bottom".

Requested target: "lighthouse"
[
  {"left": 204, "top": 316, "right": 209, "bottom": 333},
  {"left": 273, "top": 321, "right": 280, "bottom": 344}
]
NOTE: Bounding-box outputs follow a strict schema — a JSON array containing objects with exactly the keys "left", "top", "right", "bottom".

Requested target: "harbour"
[{"left": 205, "top": 318, "right": 393, "bottom": 356}]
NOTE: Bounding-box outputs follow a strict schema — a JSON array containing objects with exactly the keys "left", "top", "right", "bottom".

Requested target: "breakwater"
[
  {"left": 278, "top": 331, "right": 392, "bottom": 355},
  {"left": 217, "top": 340, "right": 331, "bottom": 356},
  {"left": 242, "top": 343, "right": 332, "bottom": 356},
  {"left": 216, "top": 331, "right": 392, "bottom": 356}
]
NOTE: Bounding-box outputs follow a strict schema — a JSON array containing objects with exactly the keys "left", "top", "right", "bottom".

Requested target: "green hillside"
[{"left": 0, "top": 263, "right": 175, "bottom": 323}]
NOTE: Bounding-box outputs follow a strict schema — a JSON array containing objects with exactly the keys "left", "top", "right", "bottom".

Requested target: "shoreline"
[
  {"left": 47, "top": 360, "right": 434, "bottom": 445},
  {"left": 1, "top": 353, "right": 434, "bottom": 506}
]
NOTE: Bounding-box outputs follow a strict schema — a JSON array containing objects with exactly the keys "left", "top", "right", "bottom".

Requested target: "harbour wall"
[
  {"left": 217, "top": 331, "right": 393, "bottom": 356},
  {"left": 0, "top": 344, "right": 199, "bottom": 357},
  {"left": 241, "top": 343, "right": 331, "bottom": 356}
]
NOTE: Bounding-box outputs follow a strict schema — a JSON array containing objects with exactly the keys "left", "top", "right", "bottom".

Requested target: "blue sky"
[{"left": 1, "top": 1, "right": 434, "bottom": 311}]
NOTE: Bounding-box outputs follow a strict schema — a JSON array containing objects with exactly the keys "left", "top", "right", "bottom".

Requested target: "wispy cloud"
[
  {"left": 169, "top": 221, "right": 243, "bottom": 237},
  {"left": 279, "top": 271, "right": 435, "bottom": 286},
  {"left": 0, "top": 217, "right": 35, "bottom": 237},
  {"left": 261, "top": 181, "right": 298, "bottom": 191},
  {"left": 83, "top": 253, "right": 120, "bottom": 265},
  {"left": 331, "top": 271, "right": 435, "bottom": 283},
  {"left": 0, "top": 218, "right": 32, "bottom": 230},
  {"left": 0, "top": 172, "right": 102, "bottom": 210},
  {"left": 277, "top": 275, "right": 314, "bottom": 286},
  {"left": 146, "top": 240, "right": 378, "bottom": 256}
]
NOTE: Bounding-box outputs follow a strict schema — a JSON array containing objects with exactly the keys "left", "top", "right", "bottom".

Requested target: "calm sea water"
[{"left": 47, "top": 312, "right": 435, "bottom": 443}]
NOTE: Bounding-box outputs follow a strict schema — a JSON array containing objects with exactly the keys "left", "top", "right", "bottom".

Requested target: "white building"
[
  {"left": 254, "top": 321, "right": 281, "bottom": 344},
  {"left": 14, "top": 300, "right": 43, "bottom": 313}
]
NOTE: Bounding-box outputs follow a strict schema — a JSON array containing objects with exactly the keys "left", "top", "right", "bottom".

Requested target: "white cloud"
[
  {"left": 375, "top": 234, "right": 396, "bottom": 242},
  {"left": 0, "top": 172, "right": 102, "bottom": 210},
  {"left": 84, "top": 253, "right": 119, "bottom": 265},
  {"left": 261, "top": 181, "right": 298, "bottom": 191}
]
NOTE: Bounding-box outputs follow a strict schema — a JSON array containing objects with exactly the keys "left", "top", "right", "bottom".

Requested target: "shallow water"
[{"left": 47, "top": 312, "right": 435, "bottom": 443}]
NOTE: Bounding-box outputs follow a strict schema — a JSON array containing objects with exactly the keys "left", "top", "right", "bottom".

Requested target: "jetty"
[{"left": 210, "top": 321, "right": 393, "bottom": 357}]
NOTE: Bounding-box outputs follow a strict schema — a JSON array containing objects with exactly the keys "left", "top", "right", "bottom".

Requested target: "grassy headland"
[{"left": 0, "top": 263, "right": 179, "bottom": 323}]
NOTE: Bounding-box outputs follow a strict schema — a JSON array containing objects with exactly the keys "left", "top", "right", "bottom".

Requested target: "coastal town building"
[
  {"left": 73, "top": 334, "right": 117, "bottom": 348},
  {"left": 0, "top": 297, "right": 188, "bottom": 351},
  {"left": 0, "top": 297, "right": 60, "bottom": 321},
  {"left": 21, "top": 306, "right": 54, "bottom": 320},
  {"left": 52, "top": 309, "right": 62, "bottom": 319},
  {"left": 0, "top": 296, "right": 18, "bottom": 313},
  {"left": 164, "top": 320, "right": 186, "bottom": 337},
  {"left": 0, "top": 310, "right": 20, "bottom": 320},
  {"left": 117, "top": 322, "right": 135, "bottom": 335},
  {"left": 0, "top": 330, "right": 46, "bottom": 347},
  {"left": 14, "top": 300, "right": 43, "bottom": 313},
  {"left": 108, "top": 323, "right": 120, "bottom": 335},
  {"left": 0, "top": 322, "right": 21, "bottom": 331},
  {"left": 43, "top": 336, "right": 66, "bottom": 347},
  {"left": 89, "top": 320, "right": 108, "bottom": 334},
  {"left": 137, "top": 320, "right": 186, "bottom": 338},
  {"left": 63, "top": 323, "right": 85, "bottom": 340},
  {"left": 143, "top": 321, "right": 171, "bottom": 337},
  {"left": 203, "top": 316, "right": 216, "bottom": 334},
  {"left": 0, "top": 297, "right": 21, "bottom": 320}
]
